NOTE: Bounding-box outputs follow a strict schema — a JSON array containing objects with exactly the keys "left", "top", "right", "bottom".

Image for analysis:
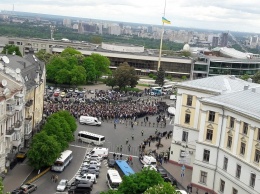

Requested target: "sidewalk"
[{"left": 3, "top": 159, "right": 34, "bottom": 193}]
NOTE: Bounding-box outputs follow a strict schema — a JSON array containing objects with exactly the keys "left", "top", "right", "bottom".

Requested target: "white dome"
[{"left": 183, "top": 44, "right": 190, "bottom": 51}]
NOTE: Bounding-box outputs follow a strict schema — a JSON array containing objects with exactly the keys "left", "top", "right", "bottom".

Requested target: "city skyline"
[{"left": 1, "top": 0, "right": 260, "bottom": 33}]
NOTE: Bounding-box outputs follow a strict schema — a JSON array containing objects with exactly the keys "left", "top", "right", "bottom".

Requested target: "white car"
[
  {"left": 75, "top": 88, "right": 79, "bottom": 93},
  {"left": 75, "top": 173, "right": 97, "bottom": 184},
  {"left": 170, "top": 95, "right": 176, "bottom": 100},
  {"left": 89, "top": 160, "right": 101, "bottom": 167},
  {"left": 85, "top": 154, "right": 102, "bottom": 161},
  {"left": 56, "top": 179, "right": 68, "bottom": 192}
]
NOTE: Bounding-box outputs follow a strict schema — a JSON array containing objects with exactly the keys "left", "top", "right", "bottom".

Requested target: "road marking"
[{"left": 69, "top": 144, "right": 91, "bottom": 149}]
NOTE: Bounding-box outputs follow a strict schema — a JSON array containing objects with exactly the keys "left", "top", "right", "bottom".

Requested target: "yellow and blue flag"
[{"left": 162, "top": 17, "right": 171, "bottom": 24}]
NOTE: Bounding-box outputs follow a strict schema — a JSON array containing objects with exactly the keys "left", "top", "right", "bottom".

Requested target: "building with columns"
[{"left": 170, "top": 75, "right": 260, "bottom": 194}]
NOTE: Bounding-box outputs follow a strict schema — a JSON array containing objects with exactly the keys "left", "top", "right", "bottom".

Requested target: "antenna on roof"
[{"left": 16, "top": 68, "right": 21, "bottom": 74}]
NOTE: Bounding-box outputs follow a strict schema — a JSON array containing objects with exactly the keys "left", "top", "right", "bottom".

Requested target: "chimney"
[
  {"left": 244, "top": 85, "right": 249, "bottom": 90},
  {"left": 252, "top": 88, "right": 256, "bottom": 93}
]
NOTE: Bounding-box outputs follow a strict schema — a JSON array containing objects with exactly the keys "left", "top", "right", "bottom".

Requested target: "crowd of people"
[{"left": 43, "top": 89, "right": 167, "bottom": 121}]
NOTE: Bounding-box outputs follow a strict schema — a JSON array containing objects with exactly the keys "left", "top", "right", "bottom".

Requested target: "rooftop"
[
  {"left": 201, "top": 86, "right": 260, "bottom": 120},
  {"left": 177, "top": 75, "right": 259, "bottom": 94}
]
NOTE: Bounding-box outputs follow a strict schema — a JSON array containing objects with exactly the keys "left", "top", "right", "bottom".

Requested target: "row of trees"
[
  {"left": 39, "top": 48, "right": 111, "bottom": 85},
  {"left": 101, "top": 168, "right": 177, "bottom": 194},
  {"left": 27, "top": 111, "right": 77, "bottom": 170},
  {"left": 240, "top": 71, "right": 260, "bottom": 83}
]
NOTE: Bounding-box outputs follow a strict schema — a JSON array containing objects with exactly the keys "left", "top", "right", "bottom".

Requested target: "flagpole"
[{"left": 158, "top": 0, "right": 166, "bottom": 71}]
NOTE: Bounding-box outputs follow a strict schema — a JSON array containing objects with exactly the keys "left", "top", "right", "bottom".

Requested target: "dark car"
[
  {"left": 11, "top": 190, "right": 23, "bottom": 194},
  {"left": 164, "top": 177, "right": 178, "bottom": 187},
  {"left": 157, "top": 167, "right": 168, "bottom": 178},
  {"left": 20, "top": 184, "right": 37, "bottom": 194},
  {"left": 71, "top": 180, "right": 93, "bottom": 188},
  {"left": 68, "top": 183, "right": 92, "bottom": 194},
  {"left": 80, "top": 169, "right": 100, "bottom": 178},
  {"left": 107, "top": 158, "right": 116, "bottom": 168}
]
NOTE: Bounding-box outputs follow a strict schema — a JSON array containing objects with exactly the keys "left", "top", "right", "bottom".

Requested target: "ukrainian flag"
[{"left": 162, "top": 17, "right": 171, "bottom": 24}]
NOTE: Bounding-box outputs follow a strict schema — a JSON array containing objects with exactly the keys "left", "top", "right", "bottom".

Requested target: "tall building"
[
  {"left": 169, "top": 75, "right": 260, "bottom": 194},
  {"left": 212, "top": 36, "right": 219, "bottom": 48},
  {"left": 63, "top": 18, "right": 71, "bottom": 28},
  {"left": 220, "top": 32, "right": 228, "bottom": 47},
  {"left": 108, "top": 25, "right": 121, "bottom": 35}
]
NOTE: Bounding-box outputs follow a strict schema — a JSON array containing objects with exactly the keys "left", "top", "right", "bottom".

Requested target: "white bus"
[
  {"left": 106, "top": 169, "right": 122, "bottom": 190},
  {"left": 78, "top": 131, "right": 105, "bottom": 145},
  {"left": 51, "top": 150, "right": 73, "bottom": 172},
  {"left": 162, "top": 85, "right": 173, "bottom": 92}
]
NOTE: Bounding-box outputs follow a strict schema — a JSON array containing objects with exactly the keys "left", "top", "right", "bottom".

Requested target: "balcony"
[
  {"left": 6, "top": 127, "right": 15, "bottom": 138},
  {"left": 24, "top": 118, "right": 32, "bottom": 140},
  {"left": 6, "top": 100, "right": 15, "bottom": 116},
  {"left": 25, "top": 100, "right": 33, "bottom": 108},
  {"left": 24, "top": 131, "right": 32, "bottom": 140},
  {"left": 15, "top": 102, "right": 23, "bottom": 111},
  {"left": 14, "top": 121, "right": 23, "bottom": 131},
  {"left": 13, "top": 137, "right": 22, "bottom": 147}
]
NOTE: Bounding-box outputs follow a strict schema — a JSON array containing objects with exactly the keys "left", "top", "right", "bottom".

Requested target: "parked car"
[
  {"left": 157, "top": 167, "right": 168, "bottom": 178},
  {"left": 164, "top": 177, "right": 178, "bottom": 187},
  {"left": 87, "top": 165, "right": 100, "bottom": 172},
  {"left": 107, "top": 158, "right": 116, "bottom": 168},
  {"left": 70, "top": 180, "right": 93, "bottom": 188},
  {"left": 68, "top": 183, "right": 92, "bottom": 194},
  {"left": 11, "top": 190, "right": 23, "bottom": 194},
  {"left": 56, "top": 179, "right": 68, "bottom": 192},
  {"left": 53, "top": 92, "right": 59, "bottom": 97},
  {"left": 60, "top": 92, "right": 66, "bottom": 98},
  {"left": 85, "top": 154, "right": 102, "bottom": 161},
  {"left": 80, "top": 169, "right": 100, "bottom": 178},
  {"left": 20, "top": 184, "right": 37, "bottom": 194},
  {"left": 75, "top": 173, "right": 97, "bottom": 184},
  {"left": 82, "top": 160, "right": 101, "bottom": 168}
]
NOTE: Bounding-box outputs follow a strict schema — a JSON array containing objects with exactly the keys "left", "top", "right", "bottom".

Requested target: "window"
[
  {"left": 257, "top": 128, "right": 260, "bottom": 141},
  {"left": 250, "top": 173, "right": 256, "bottom": 188},
  {"left": 243, "top": 122, "right": 248, "bottom": 135},
  {"left": 230, "top": 117, "right": 235, "bottom": 128},
  {"left": 236, "top": 165, "right": 241, "bottom": 179},
  {"left": 208, "top": 111, "right": 215, "bottom": 122},
  {"left": 232, "top": 188, "right": 238, "bottom": 194},
  {"left": 200, "top": 171, "right": 207, "bottom": 184},
  {"left": 227, "top": 136, "right": 232, "bottom": 148},
  {"left": 182, "top": 131, "right": 188, "bottom": 142},
  {"left": 206, "top": 129, "right": 213, "bottom": 141},
  {"left": 203, "top": 150, "right": 210, "bottom": 162},
  {"left": 240, "top": 142, "right": 246, "bottom": 155},
  {"left": 184, "top": 114, "right": 190, "bottom": 124},
  {"left": 219, "top": 179, "right": 225, "bottom": 193},
  {"left": 254, "top": 149, "right": 260, "bottom": 163},
  {"left": 223, "top": 157, "right": 228, "bottom": 171},
  {"left": 186, "top": 95, "right": 193, "bottom": 106}
]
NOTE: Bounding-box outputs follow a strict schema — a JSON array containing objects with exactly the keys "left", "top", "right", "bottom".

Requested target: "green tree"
[
  {"left": 252, "top": 71, "right": 260, "bottom": 83},
  {"left": 181, "top": 75, "right": 187, "bottom": 81},
  {"left": 240, "top": 74, "right": 250, "bottom": 81},
  {"left": 82, "top": 57, "right": 97, "bottom": 83},
  {"left": 90, "top": 36, "right": 102, "bottom": 44},
  {"left": 1, "top": 44, "right": 22, "bottom": 56},
  {"left": 0, "top": 177, "right": 3, "bottom": 194},
  {"left": 27, "top": 132, "right": 61, "bottom": 170},
  {"left": 56, "top": 111, "right": 77, "bottom": 133},
  {"left": 117, "top": 168, "right": 164, "bottom": 194},
  {"left": 35, "top": 49, "right": 53, "bottom": 63},
  {"left": 105, "top": 76, "right": 117, "bottom": 89},
  {"left": 88, "top": 53, "right": 111, "bottom": 80},
  {"left": 181, "top": 50, "right": 191, "bottom": 57},
  {"left": 70, "top": 66, "right": 86, "bottom": 85},
  {"left": 144, "top": 182, "right": 177, "bottom": 194},
  {"left": 60, "top": 47, "right": 82, "bottom": 57},
  {"left": 155, "top": 67, "right": 165, "bottom": 87},
  {"left": 55, "top": 69, "right": 71, "bottom": 84},
  {"left": 113, "top": 62, "right": 139, "bottom": 89}
]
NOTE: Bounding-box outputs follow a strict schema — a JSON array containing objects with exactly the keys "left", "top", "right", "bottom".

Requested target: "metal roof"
[
  {"left": 201, "top": 86, "right": 260, "bottom": 120},
  {"left": 177, "top": 75, "right": 259, "bottom": 94}
]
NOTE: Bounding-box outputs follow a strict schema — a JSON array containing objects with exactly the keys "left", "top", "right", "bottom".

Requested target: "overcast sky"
[{"left": 1, "top": 0, "right": 260, "bottom": 33}]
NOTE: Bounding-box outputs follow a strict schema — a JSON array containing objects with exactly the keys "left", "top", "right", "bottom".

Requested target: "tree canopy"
[
  {"left": 155, "top": 67, "right": 165, "bottom": 87},
  {"left": 252, "top": 71, "right": 260, "bottom": 84},
  {"left": 1, "top": 44, "right": 22, "bottom": 56},
  {"left": 112, "top": 62, "right": 139, "bottom": 89},
  {"left": 101, "top": 168, "right": 166, "bottom": 194},
  {"left": 144, "top": 182, "right": 177, "bottom": 194},
  {"left": 28, "top": 111, "right": 76, "bottom": 170},
  {"left": 44, "top": 48, "right": 110, "bottom": 85}
]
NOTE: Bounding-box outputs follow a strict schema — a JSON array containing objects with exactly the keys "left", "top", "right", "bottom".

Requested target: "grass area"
[{"left": 137, "top": 83, "right": 150, "bottom": 87}]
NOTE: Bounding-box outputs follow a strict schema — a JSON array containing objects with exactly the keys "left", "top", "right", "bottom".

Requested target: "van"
[
  {"left": 88, "top": 147, "right": 109, "bottom": 159},
  {"left": 140, "top": 155, "right": 157, "bottom": 167},
  {"left": 79, "top": 116, "right": 101, "bottom": 126}
]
